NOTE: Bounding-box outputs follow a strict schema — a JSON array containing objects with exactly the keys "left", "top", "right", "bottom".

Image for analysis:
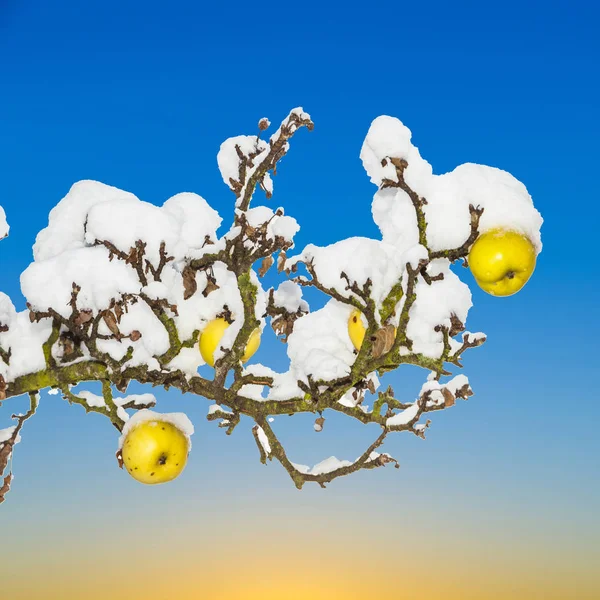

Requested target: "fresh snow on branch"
[{"left": 0, "top": 107, "right": 543, "bottom": 498}]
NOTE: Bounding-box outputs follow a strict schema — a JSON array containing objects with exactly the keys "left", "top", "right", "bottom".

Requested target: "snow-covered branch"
[{"left": 0, "top": 107, "right": 542, "bottom": 503}]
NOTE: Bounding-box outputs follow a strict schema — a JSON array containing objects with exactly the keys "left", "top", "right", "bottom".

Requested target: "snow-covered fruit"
[
  {"left": 121, "top": 419, "right": 190, "bottom": 485},
  {"left": 199, "top": 318, "right": 261, "bottom": 367},
  {"left": 468, "top": 228, "right": 537, "bottom": 296},
  {"left": 348, "top": 309, "right": 367, "bottom": 350}
]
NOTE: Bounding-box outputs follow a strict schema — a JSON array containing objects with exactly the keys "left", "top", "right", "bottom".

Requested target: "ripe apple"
[
  {"left": 121, "top": 420, "right": 189, "bottom": 485},
  {"left": 468, "top": 228, "right": 537, "bottom": 297},
  {"left": 199, "top": 317, "right": 261, "bottom": 366},
  {"left": 348, "top": 309, "right": 367, "bottom": 350}
]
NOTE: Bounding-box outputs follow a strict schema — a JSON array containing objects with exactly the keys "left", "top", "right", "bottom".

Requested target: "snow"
[
  {"left": 0, "top": 205, "right": 8, "bottom": 239},
  {"left": 115, "top": 393, "right": 157, "bottom": 407},
  {"left": 360, "top": 116, "right": 433, "bottom": 193},
  {"left": 292, "top": 456, "right": 352, "bottom": 475},
  {"left": 289, "top": 238, "right": 405, "bottom": 317},
  {"left": 0, "top": 292, "right": 17, "bottom": 331},
  {"left": 208, "top": 404, "right": 233, "bottom": 416},
  {"left": 406, "top": 260, "right": 473, "bottom": 358},
  {"left": 117, "top": 409, "right": 194, "bottom": 450},
  {"left": 0, "top": 426, "right": 17, "bottom": 444},
  {"left": 0, "top": 309, "right": 52, "bottom": 381},
  {"left": 386, "top": 402, "right": 420, "bottom": 427},
  {"left": 117, "top": 406, "right": 129, "bottom": 422},
  {"left": 426, "top": 164, "right": 543, "bottom": 253},
  {"left": 338, "top": 372, "right": 380, "bottom": 408},
  {"left": 217, "top": 136, "right": 268, "bottom": 189},
  {"left": 166, "top": 347, "right": 203, "bottom": 378},
  {"left": 287, "top": 300, "right": 356, "bottom": 383},
  {"left": 444, "top": 374, "right": 470, "bottom": 394},
  {"left": 77, "top": 390, "right": 106, "bottom": 408},
  {"left": 69, "top": 388, "right": 156, "bottom": 410},
  {"left": 242, "top": 206, "right": 300, "bottom": 245},
  {"left": 1, "top": 111, "right": 544, "bottom": 477},
  {"left": 255, "top": 425, "right": 271, "bottom": 454},
  {"left": 22, "top": 246, "right": 143, "bottom": 316},
  {"left": 272, "top": 281, "right": 308, "bottom": 313},
  {"left": 363, "top": 116, "right": 543, "bottom": 256}
]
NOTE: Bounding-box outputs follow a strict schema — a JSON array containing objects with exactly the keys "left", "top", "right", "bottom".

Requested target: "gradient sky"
[{"left": 1, "top": 1, "right": 599, "bottom": 598}]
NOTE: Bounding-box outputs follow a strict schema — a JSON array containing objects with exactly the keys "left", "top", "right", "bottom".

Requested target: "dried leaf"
[
  {"left": 202, "top": 278, "right": 219, "bottom": 298},
  {"left": 456, "top": 383, "right": 474, "bottom": 399},
  {"left": 259, "top": 255, "right": 274, "bottom": 278},
  {"left": 114, "top": 303, "right": 124, "bottom": 323},
  {"left": 0, "top": 435, "right": 11, "bottom": 471},
  {"left": 102, "top": 310, "right": 121, "bottom": 340},
  {"left": 371, "top": 324, "right": 396, "bottom": 359},
  {"left": 449, "top": 313, "right": 465, "bottom": 337},
  {"left": 182, "top": 266, "right": 197, "bottom": 300},
  {"left": 271, "top": 315, "right": 295, "bottom": 342},
  {"left": 442, "top": 387, "right": 456, "bottom": 407},
  {"left": 74, "top": 309, "right": 93, "bottom": 326},
  {"left": 367, "top": 378, "right": 376, "bottom": 395},
  {"left": 0, "top": 473, "right": 12, "bottom": 504},
  {"left": 129, "top": 330, "right": 142, "bottom": 342},
  {"left": 314, "top": 417, "right": 325, "bottom": 432},
  {"left": 125, "top": 246, "right": 138, "bottom": 265},
  {"left": 277, "top": 250, "right": 287, "bottom": 273},
  {"left": 59, "top": 334, "right": 75, "bottom": 358},
  {"left": 115, "top": 378, "right": 130, "bottom": 393},
  {"left": 0, "top": 375, "right": 6, "bottom": 401}
]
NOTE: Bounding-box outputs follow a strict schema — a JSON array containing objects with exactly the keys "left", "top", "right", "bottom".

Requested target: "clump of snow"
[
  {"left": 444, "top": 374, "right": 470, "bottom": 395},
  {"left": 117, "top": 406, "right": 129, "bottom": 422},
  {"left": 241, "top": 206, "right": 300, "bottom": 244},
  {"left": 255, "top": 425, "right": 271, "bottom": 454},
  {"left": 289, "top": 238, "right": 404, "bottom": 317},
  {"left": 77, "top": 390, "right": 106, "bottom": 408},
  {"left": 0, "top": 292, "right": 16, "bottom": 331},
  {"left": 0, "top": 426, "right": 18, "bottom": 445},
  {"left": 208, "top": 404, "right": 233, "bottom": 416},
  {"left": 166, "top": 347, "right": 203, "bottom": 378},
  {"left": 287, "top": 300, "right": 356, "bottom": 383},
  {"left": 362, "top": 116, "right": 542, "bottom": 256},
  {"left": 338, "top": 372, "right": 380, "bottom": 408},
  {"left": 265, "top": 370, "right": 304, "bottom": 401},
  {"left": 406, "top": 260, "right": 472, "bottom": 358},
  {"left": 0, "top": 205, "right": 8, "bottom": 239},
  {"left": 425, "top": 164, "right": 543, "bottom": 253},
  {"left": 292, "top": 456, "right": 352, "bottom": 475},
  {"left": 272, "top": 281, "right": 308, "bottom": 313},
  {"left": 162, "top": 192, "right": 222, "bottom": 251},
  {"left": 0, "top": 309, "right": 52, "bottom": 381},
  {"left": 360, "top": 116, "right": 433, "bottom": 193},
  {"left": 115, "top": 393, "right": 156, "bottom": 407},
  {"left": 117, "top": 409, "right": 194, "bottom": 450},
  {"left": 386, "top": 402, "right": 420, "bottom": 427},
  {"left": 21, "top": 246, "right": 142, "bottom": 315},
  {"left": 217, "top": 136, "right": 268, "bottom": 189}
]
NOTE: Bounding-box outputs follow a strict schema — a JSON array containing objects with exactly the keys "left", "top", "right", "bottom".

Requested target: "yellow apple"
[
  {"left": 348, "top": 309, "right": 367, "bottom": 350},
  {"left": 199, "top": 317, "right": 261, "bottom": 366},
  {"left": 468, "top": 228, "right": 537, "bottom": 297},
  {"left": 121, "top": 420, "right": 189, "bottom": 485}
]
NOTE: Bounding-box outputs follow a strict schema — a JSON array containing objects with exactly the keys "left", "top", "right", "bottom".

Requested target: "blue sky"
[{"left": 1, "top": 0, "right": 599, "bottom": 584}]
